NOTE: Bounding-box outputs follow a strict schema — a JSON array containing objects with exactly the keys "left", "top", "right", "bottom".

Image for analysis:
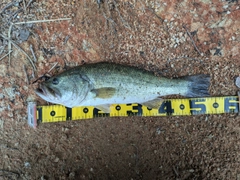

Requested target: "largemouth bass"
[{"left": 35, "top": 62, "right": 210, "bottom": 112}]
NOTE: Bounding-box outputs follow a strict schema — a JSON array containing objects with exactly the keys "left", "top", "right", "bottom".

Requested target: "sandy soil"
[{"left": 0, "top": 0, "right": 240, "bottom": 179}]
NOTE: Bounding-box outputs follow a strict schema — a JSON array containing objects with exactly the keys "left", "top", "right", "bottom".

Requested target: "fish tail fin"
[{"left": 184, "top": 74, "right": 210, "bottom": 97}]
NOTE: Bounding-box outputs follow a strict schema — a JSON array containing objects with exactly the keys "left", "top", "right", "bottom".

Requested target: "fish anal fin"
[
  {"left": 95, "top": 104, "right": 111, "bottom": 113},
  {"left": 92, "top": 87, "right": 116, "bottom": 99},
  {"left": 142, "top": 98, "right": 164, "bottom": 109}
]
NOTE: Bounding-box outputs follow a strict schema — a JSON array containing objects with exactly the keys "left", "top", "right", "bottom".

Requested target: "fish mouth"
[{"left": 35, "top": 84, "right": 60, "bottom": 98}]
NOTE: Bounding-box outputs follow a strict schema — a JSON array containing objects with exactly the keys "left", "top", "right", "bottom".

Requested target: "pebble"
[
  {"left": 69, "top": 172, "right": 75, "bottom": 178},
  {"left": 41, "top": 176, "right": 47, "bottom": 180},
  {"left": 156, "top": 127, "right": 161, "bottom": 135},
  {"left": 0, "top": 64, "right": 7, "bottom": 77},
  {"left": 19, "top": 29, "right": 30, "bottom": 41},
  {"left": 54, "top": 157, "right": 59, "bottom": 162},
  {"left": 24, "top": 162, "right": 31, "bottom": 168},
  {"left": 189, "top": 169, "right": 194, "bottom": 173},
  {"left": 235, "top": 77, "right": 240, "bottom": 88}
]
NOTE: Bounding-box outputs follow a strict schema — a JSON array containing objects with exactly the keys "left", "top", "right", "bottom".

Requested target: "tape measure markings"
[{"left": 35, "top": 96, "right": 239, "bottom": 123}]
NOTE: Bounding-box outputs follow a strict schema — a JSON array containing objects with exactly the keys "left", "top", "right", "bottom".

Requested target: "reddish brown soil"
[{"left": 0, "top": 0, "right": 240, "bottom": 179}]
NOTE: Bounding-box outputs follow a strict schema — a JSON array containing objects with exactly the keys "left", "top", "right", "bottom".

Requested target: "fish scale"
[{"left": 35, "top": 62, "right": 210, "bottom": 112}]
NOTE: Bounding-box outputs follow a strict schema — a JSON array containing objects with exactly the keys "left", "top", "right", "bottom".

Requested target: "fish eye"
[
  {"left": 44, "top": 76, "right": 50, "bottom": 81},
  {"left": 52, "top": 78, "right": 59, "bottom": 85}
]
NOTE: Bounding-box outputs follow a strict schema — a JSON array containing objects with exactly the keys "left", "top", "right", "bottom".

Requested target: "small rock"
[
  {"left": 69, "top": 172, "right": 75, "bottom": 178},
  {"left": 237, "top": 174, "right": 240, "bottom": 180},
  {"left": 0, "top": 64, "right": 7, "bottom": 77},
  {"left": 82, "top": 40, "right": 92, "bottom": 51},
  {"left": 236, "top": 77, "right": 240, "bottom": 88},
  {"left": 4, "top": 87, "right": 16, "bottom": 101},
  {"left": 24, "top": 162, "right": 31, "bottom": 168},
  {"left": 54, "top": 157, "right": 59, "bottom": 162},
  {"left": 189, "top": 169, "right": 194, "bottom": 173},
  {"left": 41, "top": 176, "right": 47, "bottom": 180},
  {"left": 19, "top": 29, "right": 30, "bottom": 41}
]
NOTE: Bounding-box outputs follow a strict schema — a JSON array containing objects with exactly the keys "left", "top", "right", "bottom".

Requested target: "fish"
[{"left": 35, "top": 62, "right": 210, "bottom": 112}]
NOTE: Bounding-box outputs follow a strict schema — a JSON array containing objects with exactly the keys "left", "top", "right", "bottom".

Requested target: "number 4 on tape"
[{"left": 28, "top": 94, "right": 240, "bottom": 127}]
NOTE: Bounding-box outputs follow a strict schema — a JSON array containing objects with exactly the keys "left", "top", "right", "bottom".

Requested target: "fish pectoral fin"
[
  {"left": 92, "top": 87, "right": 116, "bottom": 99},
  {"left": 95, "top": 104, "right": 111, "bottom": 113},
  {"left": 142, "top": 98, "right": 164, "bottom": 109}
]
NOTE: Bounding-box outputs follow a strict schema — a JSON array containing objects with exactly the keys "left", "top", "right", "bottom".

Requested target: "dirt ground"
[{"left": 0, "top": 0, "right": 240, "bottom": 179}]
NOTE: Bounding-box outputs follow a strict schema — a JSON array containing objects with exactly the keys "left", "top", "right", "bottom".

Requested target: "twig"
[
  {"left": 102, "top": 12, "right": 117, "bottom": 33},
  {"left": 0, "top": 45, "right": 6, "bottom": 55},
  {"left": 23, "top": 0, "right": 26, "bottom": 13},
  {"left": 0, "top": 143, "right": 21, "bottom": 152},
  {"left": 0, "top": 169, "right": 20, "bottom": 178},
  {"left": 168, "top": 57, "right": 199, "bottom": 61},
  {"left": 14, "top": 18, "right": 71, "bottom": 25},
  {"left": 238, "top": 91, "right": 240, "bottom": 116},
  {"left": 173, "top": 166, "right": 179, "bottom": 177},
  {"left": 47, "top": 62, "right": 58, "bottom": 73},
  {"left": 0, "top": 33, "right": 36, "bottom": 70},
  {"left": 131, "top": 144, "right": 139, "bottom": 166},
  {"left": 63, "top": 35, "right": 70, "bottom": 45},
  {"left": 103, "top": 12, "right": 117, "bottom": 25},
  {"left": 183, "top": 25, "right": 202, "bottom": 56},
  {"left": 23, "top": 65, "right": 29, "bottom": 84},
  {"left": 97, "top": 0, "right": 103, "bottom": 8},
  {"left": 0, "top": 50, "right": 13, "bottom": 61},
  {"left": 11, "top": 8, "right": 23, "bottom": 20},
  {"left": 145, "top": 8, "right": 165, "bottom": 24},
  {"left": 8, "top": 23, "right": 13, "bottom": 65},
  {"left": 29, "top": 44, "right": 37, "bottom": 62},
  {"left": 0, "top": 1, "right": 16, "bottom": 14},
  {"left": 32, "top": 62, "right": 58, "bottom": 83},
  {"left": 112, "top": 0, "right": 131, "bottom": 29},
  {"left": 32, "top": 74, "right": 51, "bottom": 84},
  {"left": 32, "top": 71, "right": 35, "bottom": 79},
  {"left": 26, "top": 0, "right": 34, "bottom": 9}
]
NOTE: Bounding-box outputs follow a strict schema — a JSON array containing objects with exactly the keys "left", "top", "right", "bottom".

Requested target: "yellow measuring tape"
[{"left": 27, "top": 96, "right": 239, "bottom": 128}]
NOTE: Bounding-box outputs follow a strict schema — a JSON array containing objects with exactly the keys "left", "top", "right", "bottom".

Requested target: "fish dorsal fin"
[
  {"left": 142, "top": 98, "right": 164, "bottom": 109},
  {"left": 92, "top": 87, "right": 116, "bottom": 99},
  {"left": 95, "top": 104, "right": 111, "bottom": 113}
]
